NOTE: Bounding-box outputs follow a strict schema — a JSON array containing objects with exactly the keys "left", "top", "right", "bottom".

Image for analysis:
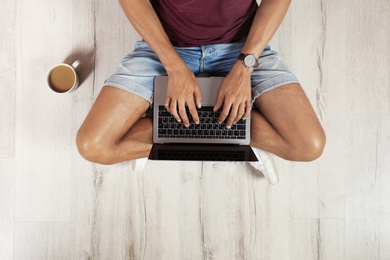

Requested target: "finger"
[
  {"left": 225, "top": 103, "right": 239, "bottom": 129},
  {"left": 194, "top": 87, "right": 202, "bottom": 109},
  {"left": 218, "top": 101, "right": 231, "bottom": 124},
  {"left": 243, "top": 100, "right": 252, "bottom": 120},
  {"left": 164, "top": 97, "right": 171, "bottom": 113},
  {"left": 169, "top": 100, "right": 181, "bottom": 122},
  {"left": 187, "top": 99, "right": 200, "bottom": 124},
  {"left": 178, "top": 101, "right": 190, "bottom": 127},
  {"left": 234, "top": 103, "right": 246, "bottom": 124},
  {"left": 214, "top": 92, "right": 224, "bottom": 112}
]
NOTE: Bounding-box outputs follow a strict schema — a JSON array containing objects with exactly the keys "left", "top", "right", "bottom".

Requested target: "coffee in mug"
[{"left": 47, "top": 60, "right": 81, "bottom": 93}]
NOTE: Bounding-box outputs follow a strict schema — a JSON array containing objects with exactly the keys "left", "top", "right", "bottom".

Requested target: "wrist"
[
  {"left": 163, "top": 57, "right": 189, "bottom": 75},
  {"left": 233, "top": 60, "right": 255, "bottom": 76},
  {"left": 150, "top": 43, "right": 188, "bottom": 75}
]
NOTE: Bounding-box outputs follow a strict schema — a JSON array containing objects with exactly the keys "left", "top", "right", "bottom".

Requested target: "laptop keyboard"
[{"left": 157, "top": 106, "right": 246, "bottom": 139}]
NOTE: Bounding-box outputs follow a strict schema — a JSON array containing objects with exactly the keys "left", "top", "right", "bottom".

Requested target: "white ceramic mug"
[{"left": 47, "top": 60, "right": 81, "bottom": 93}]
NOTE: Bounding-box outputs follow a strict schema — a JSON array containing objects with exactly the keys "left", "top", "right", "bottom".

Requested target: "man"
[{"left": 76, "top": 0, "right": 326, "bottom": 174}]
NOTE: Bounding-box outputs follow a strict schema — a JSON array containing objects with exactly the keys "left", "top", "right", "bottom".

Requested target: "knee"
[
  {"left": 291, "top": 131, "right": 326, "bottom": 162},
  {"left": 303, "top": 132, "right": 326, "bottom": 161},
  {"left": 76, "top": 130, "right": 114, "bottom": 165}
]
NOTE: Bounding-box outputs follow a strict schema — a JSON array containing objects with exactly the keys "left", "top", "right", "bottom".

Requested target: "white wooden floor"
[{"left": 1, "top": 0, "right": 389, "bottom": 259}]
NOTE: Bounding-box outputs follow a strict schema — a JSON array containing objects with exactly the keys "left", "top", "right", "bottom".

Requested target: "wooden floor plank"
[
  {"left": 0, "top": 0, "right": 16, "bottom": 158},
  {"left": 14, "top": 0, "right": 74, "bottom": 222},
  {"left": 379, "top": 218, "right": 390, "bottom": 260},
  {"left": 345, "top": 218, "right": 379, "bottom": 260},
  {"left": 142, "top": 161, "right": 203, "bottom": 259},
  {"left": 290, "top": 219, "right": 319, "bottom": 260},
  {"left": 318, "top": 219, "right": 345, "bottom": 259},
  {"left": 87, "top": 163, "right": 143, "bottom": 260},
  {"left": 0, "top": 159, "right": 15, "bottom": 260},
  {"left": 312, "top": 0, "right": 349, "bottom": 220},
  {"left": 200, "top": 162, "right": 251, "bottom": 259},
  {"left": 14, "top": 222, "right": 70, "bottom": 260}
]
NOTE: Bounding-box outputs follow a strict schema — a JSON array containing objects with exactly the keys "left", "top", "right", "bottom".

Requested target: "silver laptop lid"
[{"left": 153, "top": 76, "right": 251, "bottom": 145}]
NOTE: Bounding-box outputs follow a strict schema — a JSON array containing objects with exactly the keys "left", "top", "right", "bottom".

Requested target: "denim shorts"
[{"left": 103, "top": 40, "right": 299, "bottom": 104}]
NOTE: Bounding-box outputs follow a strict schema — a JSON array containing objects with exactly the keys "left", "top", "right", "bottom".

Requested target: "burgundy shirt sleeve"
[{"left": 151, "top": 0, "right": 258, "bottom": 47}]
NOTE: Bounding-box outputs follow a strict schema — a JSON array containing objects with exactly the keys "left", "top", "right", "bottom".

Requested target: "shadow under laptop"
[{"left": 137, "top": 158, "right": 269, "bottom": 183}]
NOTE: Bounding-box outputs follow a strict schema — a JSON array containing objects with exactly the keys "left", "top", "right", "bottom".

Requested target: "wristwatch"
[{"left": 238, "top": 53, "right": 259, "bottom": 68}]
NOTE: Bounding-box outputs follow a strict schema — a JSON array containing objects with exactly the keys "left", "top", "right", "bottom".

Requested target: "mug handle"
[{"left": 71, "top": 60, "right": 81, "bottom": 70}]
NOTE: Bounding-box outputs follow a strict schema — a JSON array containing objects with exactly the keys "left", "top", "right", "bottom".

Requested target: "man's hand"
[
  {"left": 164, "top": 70, "right": 202, "bottom": 127},
  {"left": 214, "top": 62, "right": 252, "bottom": 129}
]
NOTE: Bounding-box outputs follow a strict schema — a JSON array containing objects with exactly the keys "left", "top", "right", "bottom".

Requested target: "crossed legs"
[
  {"left": 250, "top": 83, "right": 325, "bottom": 161},
  {"left": 76, "top": 86, "right": 152, "bottom": 165},
  {"left": 76, "top": 84, "right": 325, "bottom": 165}
]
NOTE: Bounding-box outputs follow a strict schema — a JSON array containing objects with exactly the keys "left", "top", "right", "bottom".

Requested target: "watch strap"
[{"left": 237, "top": 53, "right": 246, "bottom": 61}]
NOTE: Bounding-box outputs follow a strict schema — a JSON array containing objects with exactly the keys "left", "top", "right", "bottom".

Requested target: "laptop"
[{"left": 148, "top": 76, "right": 258, "bottom": 162}]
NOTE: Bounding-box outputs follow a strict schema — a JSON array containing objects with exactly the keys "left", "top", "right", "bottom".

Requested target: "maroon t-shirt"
[{"left": 151, "top": 0, "right": 258, "bottom": 47}]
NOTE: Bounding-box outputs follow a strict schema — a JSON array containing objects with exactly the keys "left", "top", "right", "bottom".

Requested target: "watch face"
[{"left": 244, "top": 54, "right": 257, "bottom": 67}]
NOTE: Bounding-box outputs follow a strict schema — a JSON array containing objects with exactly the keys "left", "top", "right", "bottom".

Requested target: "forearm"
[
  {"left": 219, "top": 0, "right": 291, "bottom": 125},
  {"left": 241, "top": 0, "right": 291, "bottom": 58},
  {"left": 118, "top": 0, "right": 186, "bottom": 74}
]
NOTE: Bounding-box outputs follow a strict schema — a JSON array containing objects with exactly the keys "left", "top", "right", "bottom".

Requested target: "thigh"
[
  {"left": 104, "top": 41, "right": 203, "bottom": 102},
  {"left": 78, "top": 86, "right": 150, "bottom": 147},
  {"left": 251, "top": 47, "right": 300, "bottom": 100},
  {"left": 254, "top": 83, "right": 325, "bottom": 147},
  {"left": 103, "top": 41, "right": 167, "bottom": 103}
]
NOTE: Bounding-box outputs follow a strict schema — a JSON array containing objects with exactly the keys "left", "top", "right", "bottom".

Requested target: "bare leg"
[
  {"left": 77, "top": 83, "right": 325, "bottom": 165},
  {"left": 76, "top": 86, "right": 153, "bottom": 165},
  {"left": 250, "top": 83, "right": 326, "bottom": 161}
]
